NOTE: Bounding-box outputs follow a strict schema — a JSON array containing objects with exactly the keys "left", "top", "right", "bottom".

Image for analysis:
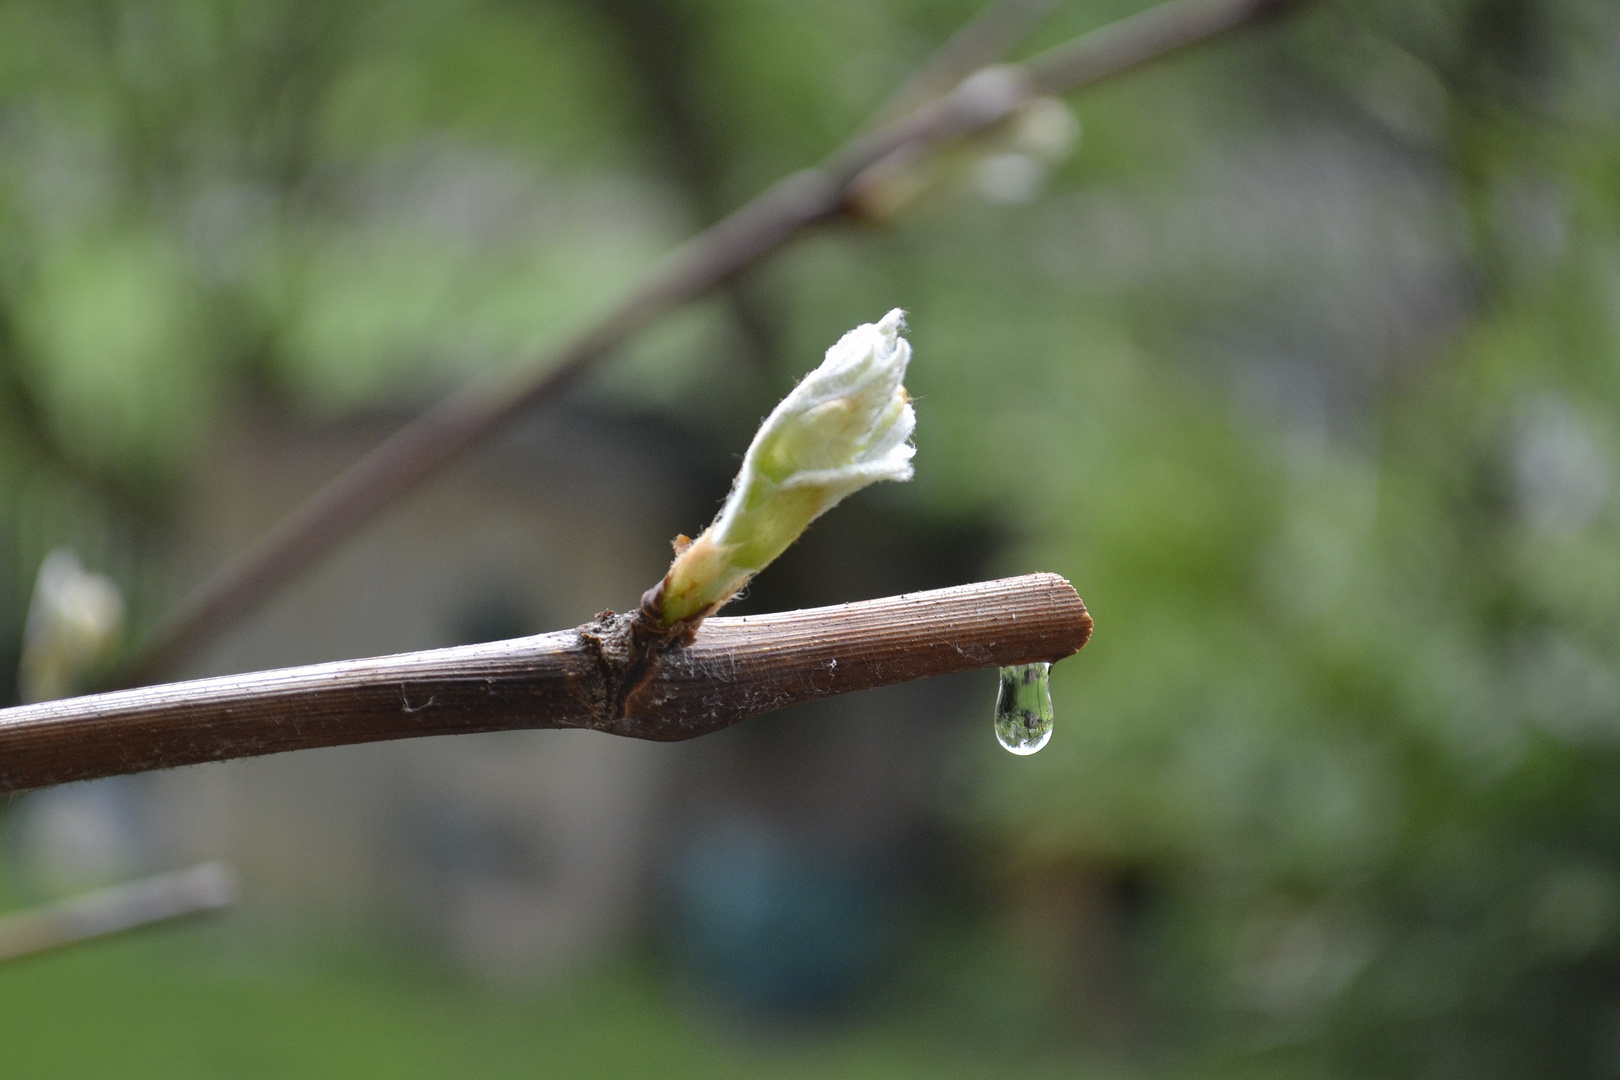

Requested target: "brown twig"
[
  {"left": 0, "top": 863, "right": 236, "bottom": 964},
  {"left": 116, "top": 0, "right": 1299, "bottom": 687},
  {"left": 1024, "top": 0, "right": 1302, "bottom": 91},
  {"left": 10, "top": 574, "right": 1090, "bottom": 793}
]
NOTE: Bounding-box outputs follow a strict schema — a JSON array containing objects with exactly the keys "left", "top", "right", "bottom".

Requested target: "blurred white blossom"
[
  {"left": 850, "top": 89, "right": 1080, "bottom": 217},
  {"left": 19, "top": 549, "right": 125, "bottom": 703},
  {"left": 975, "top": 96, "right": 1081, "bottom": 204}
]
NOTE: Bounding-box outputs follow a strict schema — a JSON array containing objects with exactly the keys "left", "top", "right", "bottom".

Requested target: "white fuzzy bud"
[
  {"left": 19, "top": 550, "right": 125, "bottom": 703},
  {"left": 656, "top": 309, "right": 915, "bottom": 624}
]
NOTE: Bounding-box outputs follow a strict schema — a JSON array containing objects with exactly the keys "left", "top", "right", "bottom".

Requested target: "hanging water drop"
[{"left": 994, "top": 662, "right": 1053, "bottom": 755}]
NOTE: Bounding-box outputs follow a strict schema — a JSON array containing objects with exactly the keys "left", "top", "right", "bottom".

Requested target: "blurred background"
[{"left": 0, "top": 0, "right": 1618, "bottom": 1075}]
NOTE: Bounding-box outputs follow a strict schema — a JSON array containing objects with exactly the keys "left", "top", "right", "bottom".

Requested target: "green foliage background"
[{"left": 3, "top": 0, "right": 1620, "bottom": 1075}]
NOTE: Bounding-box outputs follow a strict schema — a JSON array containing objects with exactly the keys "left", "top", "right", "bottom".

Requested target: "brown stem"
[
  {"left": 115, "top": 0, "right": 1296, "bottom": 687},
  {"left": 1024, "top": 0, "right": 1305, "bottom": 93},
  {"left": 11, "top": 574, "right": 1090, "bottom": 793}
]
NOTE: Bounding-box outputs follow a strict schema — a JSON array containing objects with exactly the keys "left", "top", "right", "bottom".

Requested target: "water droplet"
[{"left": 994, "top": 662, "right": 1053, "bottom": 755}]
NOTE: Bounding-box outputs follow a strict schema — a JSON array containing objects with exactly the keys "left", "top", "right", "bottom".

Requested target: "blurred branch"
[
  {"left": 870, "top": 0, "right": 1061, "bottom": 125},
  {"left": 11, "top": 574, "right": 1090, "bottom": 793},
  {"left": 1024, "top": 0, "right": 1301, "bottom": 91},
  {"left": 115, "top": 0, "right": 1301, "bottom": 687},
  {"left": 588, "top": 0, "right": 783, "bottom": 372},
  {"left": 0, "top": 863, "right": 235, "bottom": 964}
]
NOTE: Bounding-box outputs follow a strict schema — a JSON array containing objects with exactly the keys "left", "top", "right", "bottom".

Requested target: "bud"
[
  {"left": 19, "top": 550, "right": 125, "bottom": 703},
  {"left": 849, "top": 84, "right": 1080, "bottom": 220},
  {"left": 974, "top": 96, "right": 1081, "bottom": 204},
  {"left": 654, "top": 309, "right": 916, "bottom": 625}
]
